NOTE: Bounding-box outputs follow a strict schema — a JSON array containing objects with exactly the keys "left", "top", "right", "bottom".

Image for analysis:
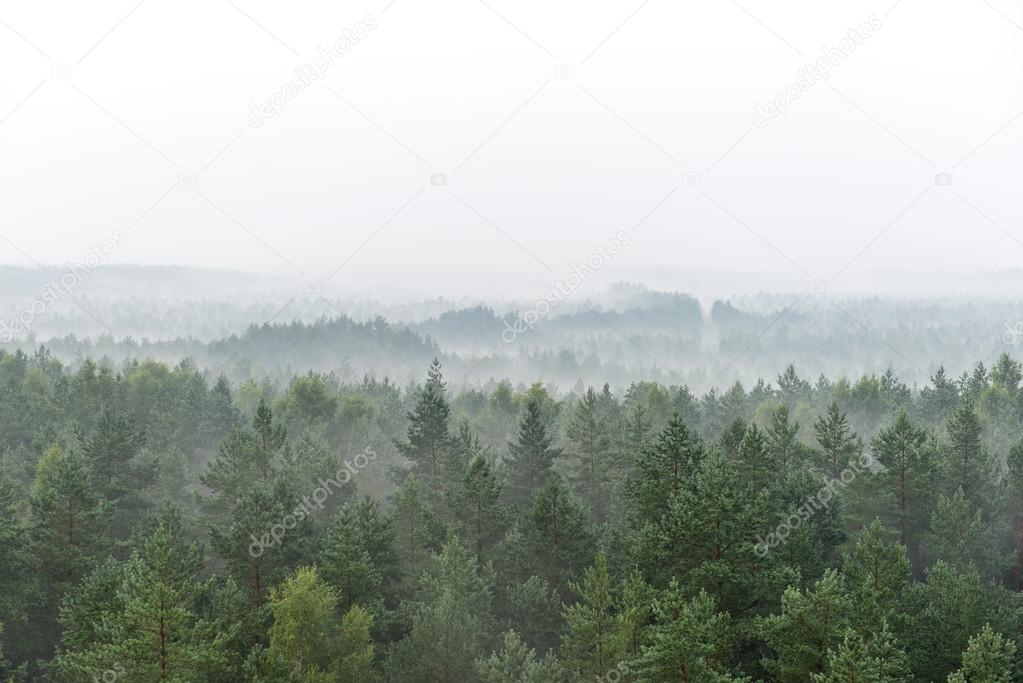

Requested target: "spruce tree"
[
  {"left": 943, "top": 405, "right": 998, "bottom": 511},
  {"left": 565, "top": 387, "right": 614, "bottom": 522},
  {"left": 396, "top": 359, "right": 453, "bottom": 493},
  {"left": 320, "top": 505, "right": 383, "bottom": 612},
  {"left": 447, "top": 453, "right": 508, "bottom": 568},
  {"left": 627, "top": 411, "right": 704, "bottom": 526},
  {"left": 814, "top": 402, "right": 860, "bottom": 481},
  {"left": 520, "top": 474, "right": 594, "bottom": 597},
  {"left": 504, "top": 394, "right": 562, "bottom": 509}
]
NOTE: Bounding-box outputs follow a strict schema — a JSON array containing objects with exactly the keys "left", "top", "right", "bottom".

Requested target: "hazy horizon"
[{"left": 3, "top": 0, "right": 1023, "bottom": 300}]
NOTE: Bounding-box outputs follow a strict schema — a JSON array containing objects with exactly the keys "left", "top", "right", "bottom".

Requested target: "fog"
[{"left": 2, "top": 0, "right": 1022, "bottom": 300}]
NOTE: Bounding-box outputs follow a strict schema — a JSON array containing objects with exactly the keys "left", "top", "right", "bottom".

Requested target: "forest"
[{"left": 2, "top": 345, "right": 1023, "bottom": 681}]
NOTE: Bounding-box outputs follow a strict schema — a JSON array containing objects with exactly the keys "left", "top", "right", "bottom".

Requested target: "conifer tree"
[
  {"left": 55, "top": 521, "right": 235, "bottom": 682},
  {"left": 767, "top": 405, "right": 805, "bottom": 470},
  {"left": 504, "top": 394, "right": 562, "bottom": 509},
  {"left": 82, "top": 407, "right": 151, "bottom": 535},
  {"left": 870, "top": 411, "right": 930, "bottom": 548},
  {"left": 320, "top": 505, "right": 383, "bottom": 612},
  {"left": 520, "top": 474, "right": 594, "bottom": 597},
  {"left": 560, "top": 551, "right": 623, "bottom": 679},
  {"left": 388, "top": 539, "right": 494, "bottom": 683},
  {"left": 1004, "top": 439, "right": 1023, "bottom": 589},
  {"left": 29, "top": 446, "right": 107, "bottom": 603},
  {"left": 392, "top": 474, "right": 442, "bottom": 582},
  {"left": 396, "top": 359, "right": 453, "bottom": 493},
  {"left": 815, "top": 402, "right": 860, "bottom": 481},
  {"left": 943, "top": 405, "right": 998, "bottom": 511},
  {"left": 634, "top": 582, "right": 745, "bottom": 682},
  {"left": 565, "top": 387, "right": 614, "bottom": 522},
  {"left": 475, "top": 630, "right": 565, "bottom": 683},
  {"left": 758, "top": 570, "right": 850, "bottom": 682},
  {"left": 841, "top": 520, "right": 911, "bottom": 636},
  {"left": 923, "top": 488, "right": 988, "bottom": 573},
  {"left": 627, "top": 412, "right": 704, "bottom": 526},
  {"left": 447, "top": 453, "right": 507, "bottom": 568},
  {"left": 946, "top": 624, "right": 1016, "bottom": 683}
]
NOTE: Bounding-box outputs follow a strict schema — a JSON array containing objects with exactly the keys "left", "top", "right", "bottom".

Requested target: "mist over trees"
[{"left": 2, "top": 331, "right": 1023, "bottom": 680}]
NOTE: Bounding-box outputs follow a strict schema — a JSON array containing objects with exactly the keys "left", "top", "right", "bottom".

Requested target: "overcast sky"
[{"left": 1, "top": 0, "right": 1022, "bottom": 299}]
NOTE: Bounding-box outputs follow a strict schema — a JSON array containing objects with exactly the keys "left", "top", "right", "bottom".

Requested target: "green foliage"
[{"left": 634, "top": 582, "right": 746, "bottom": 682}]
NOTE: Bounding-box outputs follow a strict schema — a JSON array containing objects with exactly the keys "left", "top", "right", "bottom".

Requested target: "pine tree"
[
  {"left": 1005, "top": 439, "right": 1023, "bottom": 589},
  {"left": 504, "top": 394, "right": 562, "bottom": 509},
  {"left": 627, "top": 412, "right": 704, "bottom": 526},
  {"left": 29, "top": 446, "right": 107, "bottom": 604},
  {"left": 767, "top": 405, "right": 805, "bottom": 470},
  {"left": 565, "top": 387, "right": 614, "bottom": 523},
  {"left": 82, "top": 407, "right": 152, "bottom": 536},
  {"left": 55, "top": 521, "right": 235, "bottom": 682},
  {"left": 634, "top": 582, "right": 745, "bottom": 682},
  {"left": 990, "top": 353, "right": 1022, "bottom": 393},
  {"left": 447, "top": 453, "right": 508, "bottom": 568},
  {"left": 811, "top": 626, "right": 911, "bottom": 683},
  {"left": 320, "top": 505, "right": 383, "bottom": 612},
  {"left": 200, "top": 402, "right": 286, "bottom": 519},
  {"left": 616, "top": 570, "right": 654, "bottom": 662},
  {"left": 943, "top": 405, "right": 998, "bottom": 511},
  {"left": 354, "top": 496, "right": 401, "bottom": 602},
  {"left": 392, "top": 474, "right": 442, "bottom": 583},
  {"left": 388, "top": 539, "right": 494, "bottom": 683},
  {"left": 209, "top": 484, "right": 308, "bottom": 606},
  {"left": 815, "top": 402, "right": 860, "bottom": 481},
  {"left": 870, "top": 412, "right": 930, "bottom": 548},
  {"left": 903, "top": 561, "right": 1019, "bottom": 682},
  {"left": 475, "top": 630, "right": 565, "bottom": 683},
  {"left": 946, "top": 624, "right": 1016, "bottom": 683},
  {"left": 719, "top": 417, "right": 748, "bottom": 460},
  {"left": 658, "top": 450, "right": 786, "bottom": 617},
  {"left": 736, "top": 423, "right": 774, "bottom": 495},
  {"left": 396, "top": 359, "right": 453, "bottom": 493},
  {"left": 560, "top": 551, "right": 623, "bottom": 679},
  {"left": 841, "top": 520, "right": 911, "bottom": 636},
  {"left": 758, "top": 570, "right": 851, "bottom": 682},
  {"left": 0, "top": 469, "right": 33, "bottom": 663},
  {"left": 923, "top": 488, "right": 988, "bottom": 573},
  {"left": 520, "top": 474, "right": 594, "bottom": 597}
]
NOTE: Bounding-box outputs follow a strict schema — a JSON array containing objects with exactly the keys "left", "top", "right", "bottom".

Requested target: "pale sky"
[{"left": 1, "top": 0, "right": 1022, "bottom": 299}]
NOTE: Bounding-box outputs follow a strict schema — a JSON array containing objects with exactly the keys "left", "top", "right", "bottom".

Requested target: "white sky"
[{"left": 1, "top": 0, "right": 1022, "bottom": 299}]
